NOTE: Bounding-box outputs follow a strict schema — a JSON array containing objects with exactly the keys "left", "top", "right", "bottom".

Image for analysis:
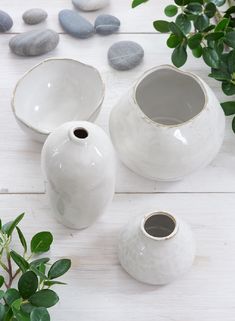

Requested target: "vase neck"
[{"left": 68, "top": 125, "right": 90, "bottom": 145}]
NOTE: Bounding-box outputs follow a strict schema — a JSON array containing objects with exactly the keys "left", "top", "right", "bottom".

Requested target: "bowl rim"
[{"left": 11, "top": 57, "right": 105, "bottom": 136}]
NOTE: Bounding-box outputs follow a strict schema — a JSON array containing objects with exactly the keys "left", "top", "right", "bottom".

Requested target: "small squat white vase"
[
  {"left": 118, "top": 212, "right": 195, "bottom": 285},
  {"left": 110, "top": 65, "right": 225, "bottom": 181},
  {"left": 41, "top": 121, "right": 116, "bottom": 229}
]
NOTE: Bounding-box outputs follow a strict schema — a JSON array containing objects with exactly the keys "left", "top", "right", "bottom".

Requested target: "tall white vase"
[{"left": 41, "top": 121, "right": 116, "bottom": 229}]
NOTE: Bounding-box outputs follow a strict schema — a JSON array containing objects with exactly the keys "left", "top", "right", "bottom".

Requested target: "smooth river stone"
[
  {"left": 95, "top": 14, "right": 120, "bottom": 35},
  {"left": 0, "top": 10, "right": 13, "bottom": 32},
  {"left": 9, "top": 29, "right": 59, "bottom": 57},
  {"left": 23, "top": 8, "right": 48, "bottom": 25},
  {"left": 59, "top": 10, "right": 94, "bottom": 39},
  {"left": 108, "top": 41, "right": 144, "bottom": 71},
  {"left": 72, "top": 0, "right": 109, "bottom": 11}
]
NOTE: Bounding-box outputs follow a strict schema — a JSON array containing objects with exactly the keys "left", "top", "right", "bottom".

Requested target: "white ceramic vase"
[
  {"left": 41, "top": 121, "right": 116, "bottom": 229},
  {"left": 118, "top": 212, "right": 195, "bottom": 285},
  {"left": 109, "top": 65, "right": 225, "bottom": 181}
]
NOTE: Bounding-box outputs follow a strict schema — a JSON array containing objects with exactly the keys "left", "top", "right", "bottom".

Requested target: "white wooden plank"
[
  {"left": 1, "top": 0, "right": 166, "bottom": 33},
  {"left": 0, "top": 193, "right": 235, "bottom": 320},
  {"left": 0, "top": 33, "right": 234, "bottom": 193}
]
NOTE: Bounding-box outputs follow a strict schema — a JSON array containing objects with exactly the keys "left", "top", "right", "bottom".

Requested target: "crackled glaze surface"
[
  {"left": 110, "top": 65, "right": 225, "bottom": 181},
  {"left": 118, "top": 212, "right": 196, "bottom": 285}
]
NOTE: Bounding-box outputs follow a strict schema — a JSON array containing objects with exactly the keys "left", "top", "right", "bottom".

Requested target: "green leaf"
[
  {"left": 12, "top": 306, "right": 30, "bottom": 321},
  {"left": 228, "top": 50, "right": 235, "bottom": 73},
  {"left": 21, "top": 304, "right": 35, "bottom": 315},
  {"left": 172, "top": 44, "right": 188, "bottom": 67},
  {"left": 176, "top": 14, "right": 191, "bottom": 34},
  {"left": 0, "top": 303, "right": 6, "bottom": 320},
  {"left": 30, "top": 258, "right": 50, "bottom": 268},
  {"left": 209, "top": 69, "right": 231, "bottom": 81},
  {"left": 215, "top": 17, "right": 230, "bottom": 32},
  {"left": 221, "top": 101, "right": 235, "bottom": 116},
  {"left": 185, "top": 2, "right": 202, "bottom": 14},
  {"left": 2, "top": 213, "right": 24, "bottom": 237},
  {"left": 11, "top": 298, "right": 23, "bottom": 311},
  {"left": 132, "top": 0, "right": 149, "bottom": 8},
  {"left": 167, "top": 34, "right": 181, "bottom": 48},
  {"left": 165, "top": 5, "right": 178, "bottom": 17},
  {"left": 30, "top": 308, "right": 50, "bottom": 321},
  {"left": 202, "top": 47, "right": 220, "bottom": 68},
  {"left": 222, "top": 82, "right": 235, "bottom": 95},
  {"left": 232, "top": 116, "right": 235, "bottom": 134},
  {"left": 204, "top": 2, "right": 216, "bottom": 18},
  {"left": 188, "top": 33, "right": 202, "bottom": 49},
  {"left": 175, "top": 0, "right": 190, "bottom": 5},
  {"left": 10, "top": 251, "right": 29, "bottom": 273},
  {"left": 16, "top": 227, "right": 27, "bottom": 253},
  {"left": 224, "top": 31, "right": 235, "bottom": 49},
  {"left": 4, "top": 289, "right": 21, "bottom": 306},
  {"left": 43, "top": 280, "right": 67, "bottom": 287},
  {"left": 0, "top": 276, "right": 4, "bottom": 288},
  {"left": 0, "top": 290, "right": 5, "bottom": 299},
  {"left": 169, "top": 22, "right": 185, "bottom": 39},
  {"left": 153, "top": 20, "right": 170, "bottom": 33},
  {"left": 30, "top": 232, "right": 53, "bottom": 254},
  {"left": 18, "top": 271, "right": 38, "bottom": 299},
  {"left": 4, "top": 307, "right": 13, "bottom": 321},
  {"left": 30, "top": 265, "right": 47, "bottom": 281},
  {"left": 194, "top": 14, "right": 209, "bottom": 31},
  {"left": 29, "top": 290, "right": 59, "bottom": 308},
  {"left": 48, "top": 259, "right": 71, "bottom": 280},
  {"left": 205, "top": 32, "right": 224, "bottom": 41},
  {"left": 209, "top": 0, "right": 226, "bottom": 6}
]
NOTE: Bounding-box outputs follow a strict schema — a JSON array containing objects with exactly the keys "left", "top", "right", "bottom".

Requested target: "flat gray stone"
[
  {"left": 108, "top": 41, "right": 144, "bottom": 71},
  {"left": 9, "top": 29, "right": 59, "bottom": 57},
  {"left": 0, "top": 10, "right": 13, "bottom": 32},
  {"left": 95, "top": 14, "right": 120, "bottom": 35},
  {"left": 72, "top": 0, "right": 109, "bottom": 11},
  {"left": 59, "top": 9, "right": 94, "bottom": 39},
  {"left": 23, "top": 8, "right": 48, "bottom": 25}
]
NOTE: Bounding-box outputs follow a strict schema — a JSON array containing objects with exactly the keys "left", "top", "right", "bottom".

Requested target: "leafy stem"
[{"left": 132, "top": 0, "right": 235, "bottom": 134}]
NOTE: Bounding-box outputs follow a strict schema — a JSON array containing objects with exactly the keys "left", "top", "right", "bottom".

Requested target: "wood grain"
[{"left": 0, "top": 193, "right": 234, "bottom": 321}]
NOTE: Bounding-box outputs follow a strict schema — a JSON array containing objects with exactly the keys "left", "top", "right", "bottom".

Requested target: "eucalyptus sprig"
[
  {"left": 0, "top": 213, "right": 71, "bottom": 321},
  {"left": 132, "top": 0, "right": 235, "bottom": 133}
]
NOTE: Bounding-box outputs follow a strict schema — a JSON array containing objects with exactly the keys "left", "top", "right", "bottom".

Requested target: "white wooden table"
[{"left": 1, "top": 1, "right": 235, "bottom": 320}]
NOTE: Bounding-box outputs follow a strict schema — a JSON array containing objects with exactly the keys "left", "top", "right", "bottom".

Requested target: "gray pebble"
[
  {"left": 59, "top": 9, "right": 94, "bottom": 39},
  {"left": 0, "top": 10, "right": 13, "bottom": 32},
  {"left": 9, "top": 29, "right": 59, "bottom": 57},
  {"left": 23, "top": 8, "right": 48, "bottom": 25},
  {"left": 95, "top": 14, "right": 120, "bottom": 35},
  {"left": 108, "top": 41, "right": 144, "bottom": 71},
  {"left": 72, "top": 0, "right": 109, "bottom": 11}
]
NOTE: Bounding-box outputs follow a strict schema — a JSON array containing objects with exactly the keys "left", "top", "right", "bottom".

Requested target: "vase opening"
[
  {"left": 143, "top": 212, "right": 177, "bottom": 239},
  {"left": 73, "top": 128, "right": 89, "bottom": 139},
  {"left": 135, "top": 67, "right": 205, "bottom": 126}
]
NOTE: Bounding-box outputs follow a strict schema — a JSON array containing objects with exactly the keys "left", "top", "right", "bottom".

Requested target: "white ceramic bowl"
[{"left": 12, "top": 58, "right": 105, "bottom": 143}]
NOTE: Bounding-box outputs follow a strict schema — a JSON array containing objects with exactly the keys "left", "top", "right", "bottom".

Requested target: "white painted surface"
[{"left": 0, "top": 0, "right": 234, "bottom": 320}]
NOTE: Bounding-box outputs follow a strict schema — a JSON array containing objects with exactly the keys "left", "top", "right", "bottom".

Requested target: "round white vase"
[
  {"left": 118, "top": 212, "right": 195, "bottom": 285},
  {"left": 109, "top": 65, "right": 225, "bottom": 181},
  {"left": 41, "top": 121, "right": 116, "bottom": 229}
]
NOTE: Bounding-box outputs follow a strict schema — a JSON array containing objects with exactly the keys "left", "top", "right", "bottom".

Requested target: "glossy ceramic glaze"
[
  {"left": 118, "top": 212, "right": 195, "bottom": 285},
  {"left": 12, "top": 58, "right": 105, "bottom": 143},
  {"left": 41, "top": 121, "right": 116, "bottom": 229},
  {"left": 110, "top": 65, "right": 225, "bottom": 181}
]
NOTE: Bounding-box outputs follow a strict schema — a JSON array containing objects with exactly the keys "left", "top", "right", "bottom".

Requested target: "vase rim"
[
  {"left": 132, "top": 64, "right": 208, "bottom": 128},
  {"left": 141, "top": 211, "right": 179, "bottom": 241},
  {"left": 69, "top": 125, "right": 89, "bottom": 143}
]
